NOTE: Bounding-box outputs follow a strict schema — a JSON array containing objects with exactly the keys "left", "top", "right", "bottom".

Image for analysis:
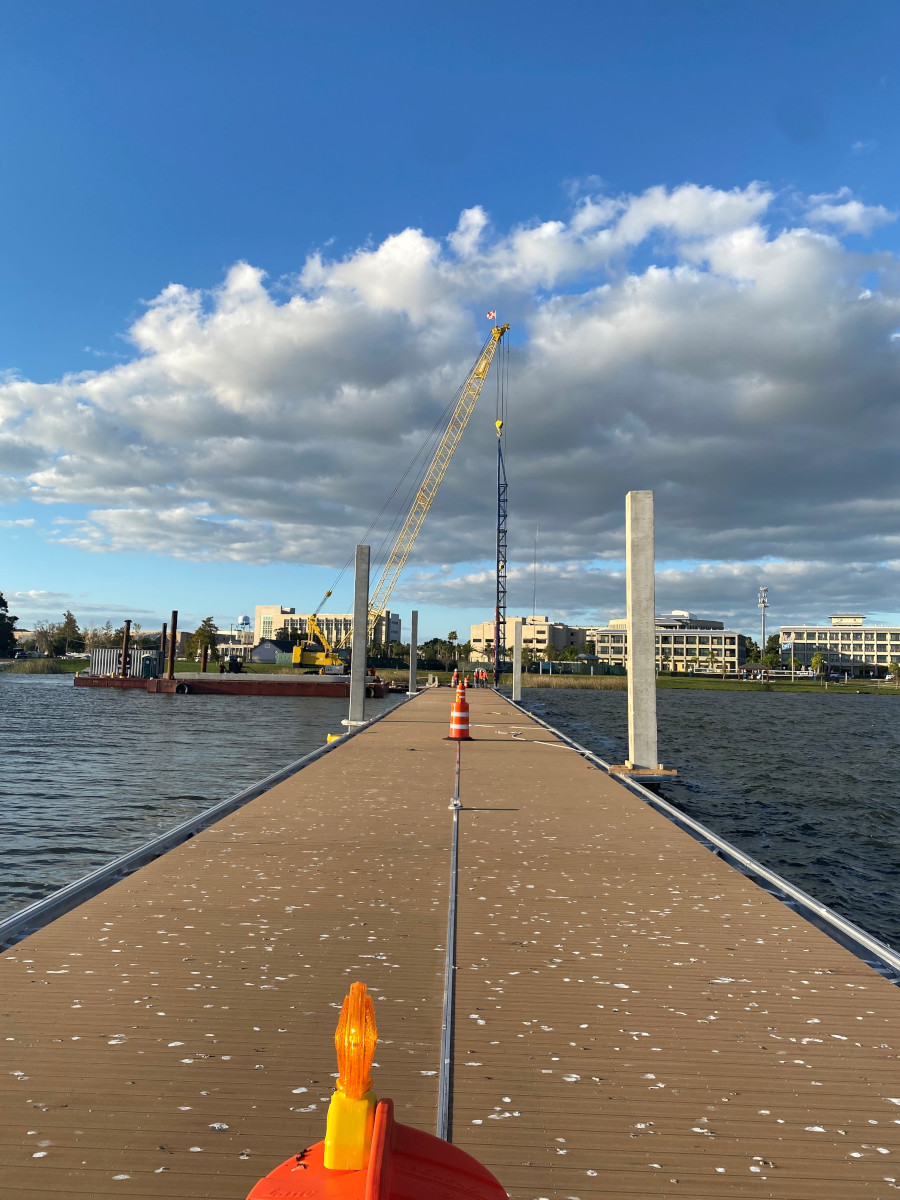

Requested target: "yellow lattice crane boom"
[
  {"left": 366, "top": 323, "right": 509, "bottom": 640},
  {"left": 336, "top": 323, "right": 509, "bottom": 649}
]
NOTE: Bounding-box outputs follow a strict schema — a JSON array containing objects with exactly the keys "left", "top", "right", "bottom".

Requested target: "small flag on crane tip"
[{"left": 486, "top": 310, "right": 497, "bottom": 321}]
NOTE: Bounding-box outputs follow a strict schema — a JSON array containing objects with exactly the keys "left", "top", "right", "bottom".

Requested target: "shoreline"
[
  {"left": 3, "top": 659, "right": 898, "bottom": 695},
  {"left": 377, "top": 668, "right": 900, "bottom": 695}
]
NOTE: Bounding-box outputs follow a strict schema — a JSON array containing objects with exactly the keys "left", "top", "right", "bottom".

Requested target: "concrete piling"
[
  {"left": 625, "top": 490, "right": 658, "bottom": 771},
  {"left": 347, "top": 545, "right": 370, "bottom": 726},
  {"left": 408, "top": 609, "right": 418, "bottom": 696},
  {"left": 512, "top": 619, "right": 522, "bottom": 702}
]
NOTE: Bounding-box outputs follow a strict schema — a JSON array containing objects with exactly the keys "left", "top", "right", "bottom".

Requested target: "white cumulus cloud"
[
  {"left": 3, "top": 180, "right": 900, "bottom": 629},
  {"left": 806, "top": 188, "right": 896, "bottom": 235}
]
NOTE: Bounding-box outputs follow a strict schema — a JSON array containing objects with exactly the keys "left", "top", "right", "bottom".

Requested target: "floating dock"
[
  {"left": 73, "top": 672, "right": 388, "bottom": 698},
  {"left": 2, "top": 688, "right": 900, "bottom": 1198}
]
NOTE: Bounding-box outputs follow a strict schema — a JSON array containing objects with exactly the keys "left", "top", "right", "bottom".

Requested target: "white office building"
[
  {"left": 589, "top": 610, "right": 744, "bottom": 672},
  {"left": 780, "top": 614, "right": 900, "bottom": 677}
]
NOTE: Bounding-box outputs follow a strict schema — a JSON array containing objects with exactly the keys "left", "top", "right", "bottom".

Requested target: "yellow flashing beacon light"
[{"left": 323, "top": 981, "right": 378, "bottom": 1171}]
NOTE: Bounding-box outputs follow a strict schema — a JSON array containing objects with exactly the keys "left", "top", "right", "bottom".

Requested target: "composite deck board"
[{"left": 1, "top": 688, "right": 899, "bottom": 1199}]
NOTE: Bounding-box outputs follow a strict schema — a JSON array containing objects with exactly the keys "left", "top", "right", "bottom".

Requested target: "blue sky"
[{"left": 3, "top": 1, "right": 900, "bottom": 640}]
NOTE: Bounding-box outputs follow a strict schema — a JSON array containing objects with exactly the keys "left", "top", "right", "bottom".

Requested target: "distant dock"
[{"left": 2, "top": 687, "right": 900, "bottom": 1198}]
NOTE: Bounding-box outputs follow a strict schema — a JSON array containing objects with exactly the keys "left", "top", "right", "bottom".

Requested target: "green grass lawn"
[{"left": 383, "top": 667, "right": 899, "bottom": 694}]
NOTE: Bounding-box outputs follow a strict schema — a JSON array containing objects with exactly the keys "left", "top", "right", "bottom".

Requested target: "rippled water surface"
[
  {"left": 520, "top": 687, "right": 900, "bottom": 952},
  {"left": 4, "top": 677, "right": 899, "bottom": 953},
  {"left": 0, "top": 674, "right": 403, "bottom": 921}
]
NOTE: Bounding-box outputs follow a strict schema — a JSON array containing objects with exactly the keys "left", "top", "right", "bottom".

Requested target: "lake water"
[
  {"left": 2, "top": 677, "right": 898, "bottom": 956},
  {"left": 0, "top": 674, "right": 404, "bottom": 921},
  {"left": 521, "top": 687, "right": 900, "bottom": 953}
]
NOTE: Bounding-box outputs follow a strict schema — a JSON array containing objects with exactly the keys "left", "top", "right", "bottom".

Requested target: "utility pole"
[{"left": 758, "top": 586, "right": 768, "bottom": 657}]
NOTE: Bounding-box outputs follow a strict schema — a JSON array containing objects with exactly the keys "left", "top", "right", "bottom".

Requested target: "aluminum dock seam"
[{"left": 2, "top": 688, "right": 900, "bottom": 1199}]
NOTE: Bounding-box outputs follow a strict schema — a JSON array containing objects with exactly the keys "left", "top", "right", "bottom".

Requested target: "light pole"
[{"left": 758, "top": 586, "right": 768, "bottom": 659}]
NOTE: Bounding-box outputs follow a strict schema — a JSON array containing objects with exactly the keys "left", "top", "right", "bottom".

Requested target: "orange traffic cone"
[{"left": 446, "top": 686, "right": 472, "bottom": 740}]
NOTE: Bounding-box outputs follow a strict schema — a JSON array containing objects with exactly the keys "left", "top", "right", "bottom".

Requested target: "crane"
[
  {"left": 336, "top": 322, "right": 510, "bottom": 648},
  {"left": 292, "top": 588, "right": 345, "bottom": 670}
]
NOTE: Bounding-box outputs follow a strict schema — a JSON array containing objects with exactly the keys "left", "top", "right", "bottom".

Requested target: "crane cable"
[{"left": 320, "top": 373, "right": 473, "bottom": 606}]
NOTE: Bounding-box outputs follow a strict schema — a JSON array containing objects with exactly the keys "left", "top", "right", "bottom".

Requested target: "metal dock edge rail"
[
  {"left": 0, "top": 693, "right": 417, "bottom": 952},
  {"left": 508, "top": 692, "right": 900, "bottom": 985}
]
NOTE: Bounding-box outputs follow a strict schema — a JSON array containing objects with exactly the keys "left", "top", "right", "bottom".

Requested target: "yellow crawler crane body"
[{"left": 292, "top": 589, "right": 344, "bottom": 669}]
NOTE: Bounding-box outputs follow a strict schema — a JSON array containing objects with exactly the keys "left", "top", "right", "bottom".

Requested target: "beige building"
[
  {"left": 589, "top": 611, "right": 744, "bottom": 672},
  {"left": 469, "top": 615, "right": 586, "bottom": 660},
  {"left": 254, "top": 605, "right": 400, "bottom": 649},
  {"left": 780, "top": 614, "right": 900, "bottom": 677}
]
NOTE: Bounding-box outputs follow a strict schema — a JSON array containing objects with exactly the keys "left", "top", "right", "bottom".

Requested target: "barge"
[{"left": 74, "top": 671, "right": 387, "bottom": 698}]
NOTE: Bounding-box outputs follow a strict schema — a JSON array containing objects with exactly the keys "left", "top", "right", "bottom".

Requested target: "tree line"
[{"left": 0, "top": 595, "right": 221, "bottom": 661}]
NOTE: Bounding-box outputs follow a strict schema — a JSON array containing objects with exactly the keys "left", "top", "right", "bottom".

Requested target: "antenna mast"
[
  {"left": 494, "top": 420, "right": 508, "bottom": 685},
  {"left": 758, "top": 586, "right": 769, "bottom": 654},
  {"left": 493, "top": 330, "right": 509, "bottom": 686}
]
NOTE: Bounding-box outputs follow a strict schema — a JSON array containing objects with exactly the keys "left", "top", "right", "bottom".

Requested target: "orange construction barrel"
[{"left": 446, "top": 689, "right": 471, "bottom": 740}]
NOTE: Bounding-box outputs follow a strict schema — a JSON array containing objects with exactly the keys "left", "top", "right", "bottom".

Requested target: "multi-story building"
[
  {"left": 780, "top": 614, "right": 900, "bottom": 677},
  {"left": 589, "top": 610, "right": 744, "bottom": 672},
  {"left": 469, "top": 615, "right": 586, "bottom": 661},
  {"left": 254, "top": 606, "right": 400, "bottom": 649}
]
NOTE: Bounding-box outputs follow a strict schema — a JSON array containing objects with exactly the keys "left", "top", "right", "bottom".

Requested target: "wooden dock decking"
[{"left": 2, "top": 688, "right": 900, "bottom": 1199}]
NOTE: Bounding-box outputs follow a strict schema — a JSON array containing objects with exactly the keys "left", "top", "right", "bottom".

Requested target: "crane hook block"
[
  {"left": 495, "top": 419, "right": 503, "bottom": 437},
  {"left": 323, "top": 982, "right": 378, "bottom": 1170}
]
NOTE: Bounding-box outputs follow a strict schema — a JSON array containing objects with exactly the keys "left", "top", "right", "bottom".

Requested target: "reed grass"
[{"left": 2, "top": 657, "right": 88, "bottom": 674}]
